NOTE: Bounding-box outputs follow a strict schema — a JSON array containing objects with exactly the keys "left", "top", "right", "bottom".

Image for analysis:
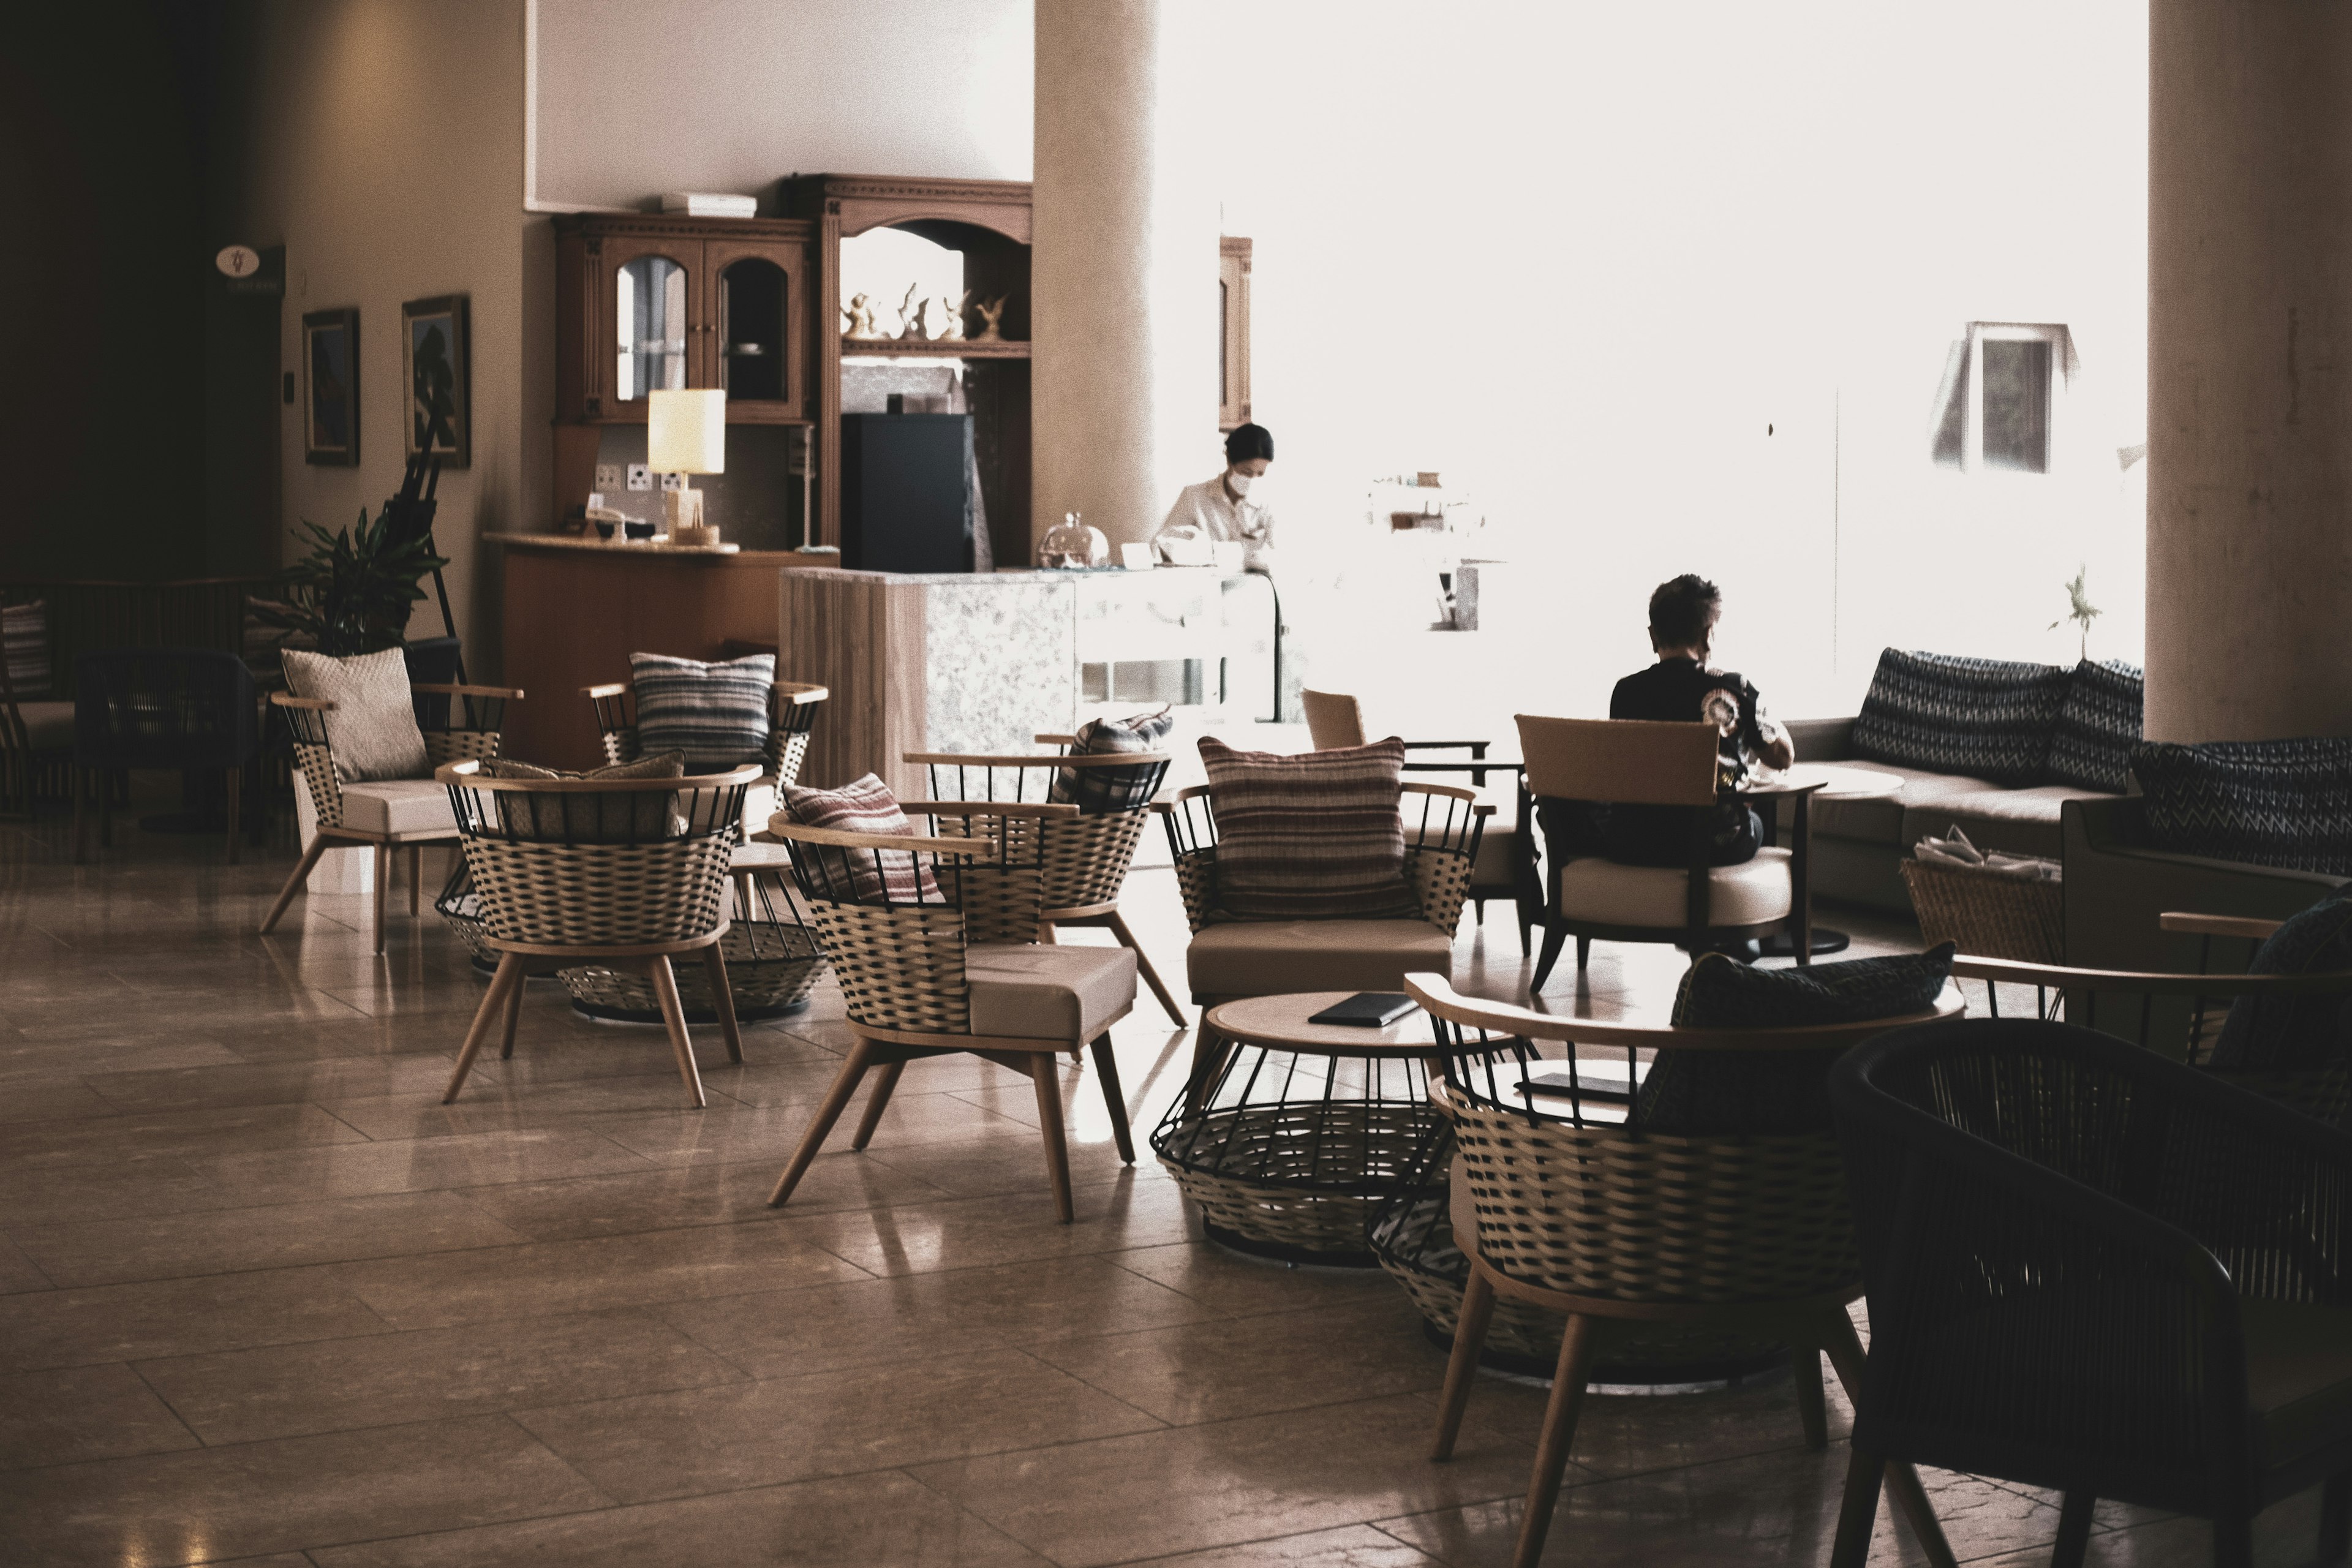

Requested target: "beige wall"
[
  {"left": 235, "top": 0, "right": 545, "bottom": 677},
  {"left": 530, "top": 0, "right": 1033, "bottom": 209}
]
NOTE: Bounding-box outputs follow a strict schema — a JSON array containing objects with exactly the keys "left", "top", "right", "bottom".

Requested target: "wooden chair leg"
[
  {"left": 769, "top": 1040, "right": 874, "bottom": 1205},
  {"left": 1576, "top": 935, "right": 1592, "bottom": 971},
  {"left": 1510, "top": 1312, "right": 1601, "bottom": 1568},
  {"left": 100, "top": 772, "right": 114, "bottom": 846},
  {"left": 1792, "top": 1344, "right": 1828, "bottom": 1449},
  {"left": 1820, "top": 1306, "right": 1957, "bottom": 1568},
  {"left": 850, "top": 1060, "right": 907, "bottom": 1150},
  {"left": 1108, "top": 907, "right": 1186, "bottom": 1026},
  {"left": 407, "top": 842, "right": 422, "bottom": 917},
  {"left": 445, "top": 952, "right": 524, "bottom": 1102},
  {"left": 2322, "top": 1472, "right": 2350, "bottom": 1566},
  {"left": 647, "top": 955, "right": 706, "bottom": 1109},
  {"left": 499, "top": 963, "right": 527, "bottom": 1059},
  {"left": 371, "top": 841, "right": 390, "bottom": 954},
  {"left": 2051, "top": 1491, "right": 2095, "bottom": 1568},
  {"left": 1828, "top": 1440, "right": 1887, "bottom": 1568},
  {"left": 1089, "top": 1031, "right": 1136, "bottom": 1163},
  {"left": 1531, "top": 921, "right": 1567, "bottom": 988},
  {"left": 2214, "top": 1507, "right": 2255, "bottom": 1568},
  {"left": 225, "top": 767, "right": 241, "bottom": 865},
  {"left": 1185, "top": 1017, "right": 1229, "bottom": 1117},
  {"left": 699, "top": 941, "right": 744, "bottom": 1064},
  {"left": 1431, "top": 1264, "right": 1498, "bottom": 1461},
  {"left": 1030, "top": 1053, "right": 1075, "bottom": 1223},
  {"left": 72, "top": 766, "right": 87, "bottom": 864},
  {"left": 261, "top": 835, "right": 330, "bottom": 933}
]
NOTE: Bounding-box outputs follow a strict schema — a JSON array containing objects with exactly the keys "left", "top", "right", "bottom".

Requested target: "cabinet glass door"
[
  {"left": 616, "top": 255, "right": 690, "bottom": 402},
  {"left": 718, "top": 257, "right": 788, "bottom": 404}
]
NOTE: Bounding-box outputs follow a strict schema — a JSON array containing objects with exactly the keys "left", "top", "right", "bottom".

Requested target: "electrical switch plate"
[
  {"left": 594, "top": 464, "right": 622, "bottom": 491},
  {"left": 626, "top": 464, "right": 651, "bottom": 491},
  {"left": 660, "top": 472, "right": 685, "bottom": 492}
]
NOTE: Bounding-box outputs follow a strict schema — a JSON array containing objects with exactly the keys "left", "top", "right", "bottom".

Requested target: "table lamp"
[{"left": 648, "top": 388, "right": 726, "bottom": 546}]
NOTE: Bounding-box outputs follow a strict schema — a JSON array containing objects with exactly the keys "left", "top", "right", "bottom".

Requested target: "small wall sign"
[{"left": 216, "top": 245, "right": 262, "bottom": 278}]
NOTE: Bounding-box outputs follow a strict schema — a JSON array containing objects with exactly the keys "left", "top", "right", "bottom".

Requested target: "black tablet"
[{"left": 1307, "top": 992, "right": 1417, "bottom": 1027}]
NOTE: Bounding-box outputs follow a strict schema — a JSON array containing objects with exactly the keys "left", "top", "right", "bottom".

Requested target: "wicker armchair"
[
  {"left": 1155, "top": 780, "right": 1485, "bottom": 1105},
  {"left": 261, "top": 684, "right": 519, "bottom": 953},
  {"left": 1410, "top": 973, "right": 1964, "bottom": 1568},
  {"left": 585, "top": 677, "right": 826, "bottom": 832},
  {"left": 438, "top": 760, "right": 760, "bottom": 1108},
  {"left": 0, "top": 599, "right": 72, "bottom": 820},
  {"left": 70, "top": 649, "right": 259, "bottom": 864},
  {"left": 765, "top": 804, "right": 1139, "bottom": 1223},
  {"left": 1951, "top": 910, "right": 2352, "bottom": 1126},
  {"left": 1828, "top": 1018, "right": 2352, "bottom": 1568},
  {"left": 911, "top": 741, "right": 1180, "bottom": 1023}
]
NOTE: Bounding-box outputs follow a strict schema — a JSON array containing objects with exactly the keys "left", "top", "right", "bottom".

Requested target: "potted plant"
[{"left": 254, "top": 508, "right": 450, "bottom": 657}]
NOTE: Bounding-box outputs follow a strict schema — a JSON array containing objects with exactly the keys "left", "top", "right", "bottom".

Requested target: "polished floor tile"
[{"left": 0, "top": 1361, "right": 201, "bottom": 1467}]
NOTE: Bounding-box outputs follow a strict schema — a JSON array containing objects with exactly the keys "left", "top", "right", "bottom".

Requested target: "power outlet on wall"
[
  {"left": 625, "top": 464, "right": 652, "bottom": 492},
  {"left": 660, "top": 472, "right": 685, "bottom": 492},
  {"left": 594, "top": 464, "right": 622, "bottom": 491}
]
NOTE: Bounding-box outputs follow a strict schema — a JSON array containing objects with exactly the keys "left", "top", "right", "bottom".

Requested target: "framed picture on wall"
[
  {"left": 401, "top": 294, "right": 470, "bottom": 467},
  {"left": 301, "top": 308, "right": 359, "bottom": 466}
]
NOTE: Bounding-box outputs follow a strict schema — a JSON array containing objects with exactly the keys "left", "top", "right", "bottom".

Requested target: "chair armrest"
[
  {"left": 766, "top": 818, "right": 1001, "bottom": 857},
  {"left": 1034, "top": 733, "right": 1079, "bottom": 746},
  {"left": 1402, "top": 739, "right": 1489, "bottom": 752},
  {"left": 413, "top": 683, "right": 522, "bottom": 701},
  {"left": 582, "top": 682, "right": 628, "bottom": 700},
  {"left": 270, "top": 693, "right": 336, "bottom": 711},
  {"left": 902, "top": 800, "right": 1081, "bottom": 819},
  {"left": 2160, "top": 911, "right": 2282, "bottom": 941},
  {"left": 775, "top": 681, "right": 827, "bottom": 704}
]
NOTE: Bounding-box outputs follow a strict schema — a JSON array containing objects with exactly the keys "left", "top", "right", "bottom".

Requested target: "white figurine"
[
  {"left": 972, "top": 295, "right": 1008, "bottom": 342},
  {"left": 840, "top": 293, "right": 879, "bottom": 339},
  {"left": 933, "top": 290, "right": 971, "bottom": 341},
  {"left": 894, "top": 284, "right": 922, "bottom": 340}
]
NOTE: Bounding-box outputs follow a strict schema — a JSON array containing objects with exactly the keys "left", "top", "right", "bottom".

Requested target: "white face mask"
[{"left": 1225, "top": 469, "right": 1254, "bottom": 497}]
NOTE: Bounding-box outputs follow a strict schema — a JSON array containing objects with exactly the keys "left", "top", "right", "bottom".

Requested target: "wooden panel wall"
[{"left": 778, "top": 570, "right": 927, "bottom": 796}]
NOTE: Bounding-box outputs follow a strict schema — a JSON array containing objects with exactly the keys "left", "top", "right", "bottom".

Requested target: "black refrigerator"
[{"left": 839, "top": 412, "right": 976, "bottom": 573}]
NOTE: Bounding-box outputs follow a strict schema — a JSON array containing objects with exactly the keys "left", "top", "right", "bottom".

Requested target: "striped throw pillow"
[
  {"left": 1849, "top": 648, "right": 2070, "bottom": 786},
  {"left": 2, "top": 600, "right": 48, "bottom": 699},
  {"left": 1051, "top": 706, "right": 1175, "bottom": 814},
  {"left": 1198, "top": 735, "right": 1420, "bottom": 920},
  {"left": 783, "top": 773, "right": 941, "bottom": 904},
  {"left": 631, "top": 652, "right": 774, "bottom": 771}
]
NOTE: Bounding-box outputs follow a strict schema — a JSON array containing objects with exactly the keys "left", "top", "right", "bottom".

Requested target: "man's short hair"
[{"left": 1649, "top": 574, "right": 1722, "bottom": 647}]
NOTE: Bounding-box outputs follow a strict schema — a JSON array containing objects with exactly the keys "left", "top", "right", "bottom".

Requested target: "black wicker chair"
[
  {"left": 1828, "top": 1018, "right": 2352, "bottom": 1568},
  {"left": 72, "top": 648, "right": 259, "bottom": 864}
]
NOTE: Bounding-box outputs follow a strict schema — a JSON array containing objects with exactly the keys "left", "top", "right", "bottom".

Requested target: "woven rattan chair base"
[
  {"left": 1153, "top": 1100, "right": 1446, "bottom": 1262},
  {"left": 559, "top": 922, "right": 826, "bottom": 1023}
]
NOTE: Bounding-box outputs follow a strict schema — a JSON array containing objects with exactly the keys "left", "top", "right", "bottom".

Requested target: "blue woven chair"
[{"left": 73, "top": 649, "right": 258, "bottom": 864}]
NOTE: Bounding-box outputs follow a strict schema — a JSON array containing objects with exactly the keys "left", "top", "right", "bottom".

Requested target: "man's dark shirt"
[{"left": 1602, "top": 657, "right": 1764, "bottom": 867}]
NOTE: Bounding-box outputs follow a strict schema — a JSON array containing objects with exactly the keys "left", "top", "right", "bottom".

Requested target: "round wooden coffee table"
[{"left": 1151, "top": 992, "right": 1449, "bottom": 1267}]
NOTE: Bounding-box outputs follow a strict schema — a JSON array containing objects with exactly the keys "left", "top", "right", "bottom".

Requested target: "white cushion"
[
  {"left": 282, "top": 648, "right": 428, "bottom": 782},
  {"left": 340, "top": 778, "right": 458, "bottom": 837},
  {"left": 10, "top": 699, "right": 74, "bottom": 750},
  {"left": 967, "top": 943, "right": 1137, "bottom": 1041},
  {"left": 1556, "top": 846, "right": 1793, "bottom": 929}
]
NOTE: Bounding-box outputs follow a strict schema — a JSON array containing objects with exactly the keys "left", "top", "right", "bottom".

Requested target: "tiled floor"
[{"left": 0, "top": 799, "right": 2328, "bottom": 1565}]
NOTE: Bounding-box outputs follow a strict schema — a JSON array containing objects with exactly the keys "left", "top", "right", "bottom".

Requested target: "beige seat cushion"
[
  {"left": 340, "top": 779, "right": 458, "bottom": 837},
  {"left": 967, "top": 943, "right": 1137, "bottom": 1041},
  {"left": 1470, "top": 786, "right": 1520, "bottom": 888},
  {"left": 1901, "top": 784, "right": 2105, "bottom": 861},
  {"left": 1556, "top": 846, "right": 1793, "bottom": 929},
  {"left": 1187, "top": 918, "right": 1452, "bottom": 997},
  {"left": 9, "top": 699, "right": 74, "bottom": 750},
  {"left": 1812, "top": 765, "right": 2007, "bottom": 846},
  {"left": 2242, "top": 1297, "right": 2352, "bottom": 1469}
]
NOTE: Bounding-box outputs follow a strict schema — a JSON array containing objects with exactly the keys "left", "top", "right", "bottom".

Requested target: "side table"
[{"left": 1749, "top": 764, "right": 1906, "bottom": 957}]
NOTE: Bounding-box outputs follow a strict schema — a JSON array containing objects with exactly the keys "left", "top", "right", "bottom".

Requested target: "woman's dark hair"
[
  {"left": 1649, "top": 574, "right": 1722, "bottom": 647},
  {"left": 1224, "top": 423, "right": 1273, "bottom": 464}
]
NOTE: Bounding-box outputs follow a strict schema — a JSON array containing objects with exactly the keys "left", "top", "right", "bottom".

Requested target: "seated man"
[{"left": 1604, "top": 573, "right": 1795, "bottom": 869}]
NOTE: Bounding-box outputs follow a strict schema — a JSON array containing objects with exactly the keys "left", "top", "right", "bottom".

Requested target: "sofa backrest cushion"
[
  {"left": 1849, "top": 649, "right": 2070, "bottom": 787},
  {"left": 1197, "top": 734, "right": 1420, "bottom": 920},
  {"left": 2132, "top": 737, "right": 2352, "bottom": 876},
  {"left": 2044, "top": 659, "right": 2143, "bottom": 794},
  {"left": 1641, "top": 943, "right": 1956, "bottom": 1134},
  {"left": 2209, "top": 886, "right": 2352, "bottom": 1072}
]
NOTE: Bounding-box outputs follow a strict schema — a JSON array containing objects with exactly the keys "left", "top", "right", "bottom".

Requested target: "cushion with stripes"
[
  {"left": 630, "top": 652, "right": 773, "bottom": 771},
  {"left": 1197, "top": 735, "right": 1419, "bottom": 920},
  {"left": 1051, "top": 706, "right": 1174, "bottom": 815},
  {"left": 2044, "top": 658, "right": 2143, "bottom": 793},
  {"left": 1850, "top": 647, "right": 2070, "bottom": 787},
  {"left": 783, "top": 773, "right": 941, "bottom": 904},
  {"left": 2134, "top": 737, "right": 2352, "bottom": 877},
  {"left": 2209, "top": 886, "right": 2352, "bottom": 1072},
  {"left": 3, "top": 600, "right": 48, "bottom": 699},
  {"left": 479, "top": 752, "right": 685, "bottom": 843}
]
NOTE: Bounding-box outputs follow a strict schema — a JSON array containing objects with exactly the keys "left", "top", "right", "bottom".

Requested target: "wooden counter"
[{"left": 492, "top": 533, "right": 833, "bottom": 766}]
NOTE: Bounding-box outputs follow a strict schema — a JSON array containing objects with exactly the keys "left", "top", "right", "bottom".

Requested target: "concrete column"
[
  {"left": 1033, "top": 0, "right": 1219, "bottom": 557},
  {"left": 2147, "top": 1, "right": 2352, "bottom": 742}
]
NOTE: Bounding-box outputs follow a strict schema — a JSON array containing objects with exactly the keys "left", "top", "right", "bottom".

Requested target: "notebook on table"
[{"left": 1306, "top": 992, "right": 1418, "bottom": 1027}]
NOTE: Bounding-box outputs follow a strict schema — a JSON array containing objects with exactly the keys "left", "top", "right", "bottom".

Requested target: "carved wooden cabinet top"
[{"left": 779, "top": 172, "right": 1032, "bottom": 246}]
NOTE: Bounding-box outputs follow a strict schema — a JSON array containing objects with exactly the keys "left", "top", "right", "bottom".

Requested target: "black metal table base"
[
  {"left": 1202, "top": 1221, "right": 1382, "bottom": 1270},
  {"left": 1760, "top": 928, "right": 1853, "bottom": 958},
  {"left": 1415, "top": 1317, "right": 1789, "bottom": 1389},
  {"left": 570, "top": 997, "right": 810, "bottom": 1027}
]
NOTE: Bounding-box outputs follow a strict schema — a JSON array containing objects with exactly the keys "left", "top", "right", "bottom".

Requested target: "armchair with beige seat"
[{"left": 1520, "top": 713, "right": 1814, "bottom": 987}]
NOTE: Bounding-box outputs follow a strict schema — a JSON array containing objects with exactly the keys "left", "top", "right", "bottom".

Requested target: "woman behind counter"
[{"left": 1155, "top": 423, "right": 1276, "bottom": 572}]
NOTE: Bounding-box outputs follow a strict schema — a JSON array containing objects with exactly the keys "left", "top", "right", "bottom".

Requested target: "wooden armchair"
[
  {"left": 260, "top": 684, "right": 519, "bottom": 952},
  {"left": 765, "top": 804, "right": 1139, "bottom": 1223},
  {"left": 585, "top": 678, "right": 826, "bottom": 826}
]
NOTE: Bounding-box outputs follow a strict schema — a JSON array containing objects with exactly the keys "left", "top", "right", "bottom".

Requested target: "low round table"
[
  {"left": 1151, "top": 992, "right": 1447, "bottom": 1267},
  {"left": 1747, "top": 764, "right": 1907, "bottom": 958},
  {"left": 562, "top": 840, "right": 823, "bottom": 1024}
]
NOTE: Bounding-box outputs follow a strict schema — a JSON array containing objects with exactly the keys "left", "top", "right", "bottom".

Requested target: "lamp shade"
[{"left": 648, "top": 388, "right": 726, "bottom": 474}]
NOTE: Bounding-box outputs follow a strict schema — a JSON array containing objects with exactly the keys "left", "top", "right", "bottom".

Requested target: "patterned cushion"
[
  {"left": 2209, "top": 887, "right": 2352, "bottom": 1072},
  {"left": 1849, "top": 649, "right": 2070, "bottom": 787},
  {"left": 630, "top": 652, "right": 773, "bottom": 771},
  {"left": 2, "top": 600, "right": 48, "bottom": 699},
  {"left": 1052, "top": 706, "right": 1174, "bottom": 815},
  {"left": 2045, "top": 659, "right": 2143, "bottom": 793},
  {"left": 480, "top": 752, "right": 685, "bottom": 843},
  {"left": 1641, "top": 944, "right": 1956, "bottom": 1133},
  {"left": 1197, "top": 735, "right": 1419, "bottom": 921},
  {"left": 782, "top": 773, "right": 941, "bottom": 903},
  {"left": 281, "top": 647, "right": 428, "bottom": 782},
  {"left": 2133, "top": 738, "right": 2352, "bottom": 876}
]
